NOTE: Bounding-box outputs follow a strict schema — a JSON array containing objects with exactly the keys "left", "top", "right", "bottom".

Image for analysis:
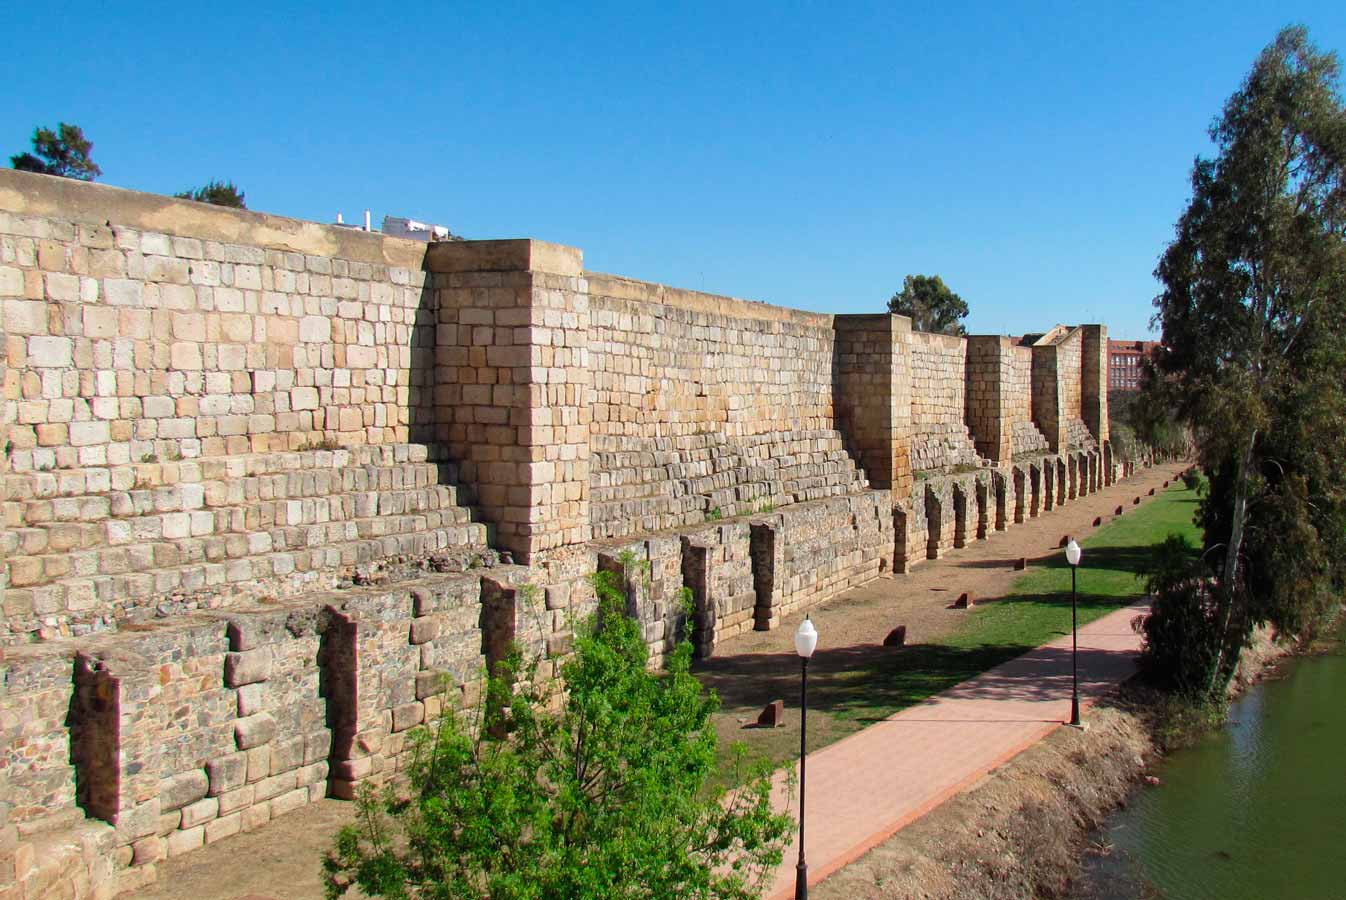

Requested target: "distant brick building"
[{"left": 1109, "top": 339, "right": 1160, "bottom": 392}]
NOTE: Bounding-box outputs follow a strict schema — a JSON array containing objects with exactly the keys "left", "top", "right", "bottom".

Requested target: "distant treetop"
[
  {"left": 175, "top": 180, "right": 247, "bottom": 209},
  {"left": 10, "top": 122, "right": 101, "bottom": 181},
  {"left": 887, "top": 274, "right": 969, "bottom": 335}
]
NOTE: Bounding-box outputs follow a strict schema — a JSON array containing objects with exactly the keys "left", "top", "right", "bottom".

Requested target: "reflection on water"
[{"left": 1078, "top": 637, "right": 1346, "bottom": 900}]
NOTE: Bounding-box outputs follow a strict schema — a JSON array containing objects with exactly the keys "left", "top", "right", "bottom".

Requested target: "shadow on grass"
[
  {"left": 949, "top": 558, "right": 1040, "bottom": 571},
  {"left": 696, "top": 641, "right": 1019, "bottom": 715},
  {"left": 696, "top": 637, "right": 1141, "bottom": 723}
]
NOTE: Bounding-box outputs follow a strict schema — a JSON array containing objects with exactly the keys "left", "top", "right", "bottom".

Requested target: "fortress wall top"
[{"left": 584, "top": 272, "right": 833, "bottom": 329}]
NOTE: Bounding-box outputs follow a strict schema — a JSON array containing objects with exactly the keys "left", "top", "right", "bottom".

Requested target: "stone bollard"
[{"left": 757, "top": 700, "right": 785, "bottom": 728}]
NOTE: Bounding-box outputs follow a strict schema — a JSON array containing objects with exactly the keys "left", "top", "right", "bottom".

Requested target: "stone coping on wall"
[
  {"left": 585, "top": 271, "right": 834, "bottom": 328},
  {"left": 0, "top": 169, "right": 428, "bottom": 271}
]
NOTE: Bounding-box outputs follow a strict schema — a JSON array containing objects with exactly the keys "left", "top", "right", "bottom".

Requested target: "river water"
[{"left": 1077, "top": 635, "right": 1346, "bottom": 900}]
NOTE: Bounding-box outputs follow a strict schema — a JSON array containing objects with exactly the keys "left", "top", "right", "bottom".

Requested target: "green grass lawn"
[
  {"left": 715, "top": 480, "right": 1204, "bottom": 773},
  {"left": 946, "top": 483, "right": 1203, "bottom": 653}
]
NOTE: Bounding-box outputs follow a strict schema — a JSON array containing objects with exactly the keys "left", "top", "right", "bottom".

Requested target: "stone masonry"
[{"left": 0, "top": 169, "right": 1124, "bottom": 898}]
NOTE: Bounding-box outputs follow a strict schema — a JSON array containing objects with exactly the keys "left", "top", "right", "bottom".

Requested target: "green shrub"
[{"left": 324, "top": 572, "right": 791, "bottom": 899}]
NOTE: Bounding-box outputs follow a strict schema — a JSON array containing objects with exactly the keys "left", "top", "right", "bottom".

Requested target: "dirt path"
[{"left": 122, "top": 462, "right": 1185, "bottom": 900}]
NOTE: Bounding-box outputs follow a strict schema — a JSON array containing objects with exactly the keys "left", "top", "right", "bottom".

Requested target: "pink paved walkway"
[{"left": 764, "top": 600, "right": 1149, "bottom": 900}]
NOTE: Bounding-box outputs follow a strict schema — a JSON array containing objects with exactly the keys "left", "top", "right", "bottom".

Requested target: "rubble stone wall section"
[
  {"left": 0, "top": 566, "right": 591, "bottom": 897},
  {"left": 769, "top": 491, "right": 893, "bottom": 619}
]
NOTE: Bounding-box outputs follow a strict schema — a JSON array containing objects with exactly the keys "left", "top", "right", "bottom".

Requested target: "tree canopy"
[
  {"left": 175, "top": 180, "right": 247, "bottom": 209},
  {"left": 10, "top": 122, "right": 101, "bottom": 180},
  {"left": 887, "top": 274, "right": 969, "bottom": 335},
  {"left": 1142, "top": 25, "right": 1346, "bottom": 696},
  {"left": 324, "top": 572, "right": 792, "bottom": 900}
]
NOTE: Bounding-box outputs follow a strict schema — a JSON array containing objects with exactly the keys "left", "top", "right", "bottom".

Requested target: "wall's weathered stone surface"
[
  {"left": 426, "top": 241, "right": 591, "bottom": 561},
  {"left": 908, "top": 331, "right": 980, "bottom": 473},
  {"left": 1080, "top": 324, "right": 1109, "bottom": 446},
  {"left": 768, "top": 491, "right": 893, "bottom": 617},
  {"left": 588, "top": 275, "right": 866, "bottom": 541},
  {"left": 1007, "top": 346, "right": 1049, "bottom": 456},
  {"left": 834, "top": 314, "right": 912, "bottom": 493},
  {"left": 1030, "top": 327, "right": 1103, "bottom": 453},
  {"left": 0, "top": 184, "right": 431, "bottom": 465},
  {"left": 965, "top": 335, "right": 1011, "bottom": 464}
]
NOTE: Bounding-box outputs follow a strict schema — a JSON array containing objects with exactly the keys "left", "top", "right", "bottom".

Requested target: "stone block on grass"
[
  {"left": 883, "top": 625, "right": 907, "bottom": 647},
  {"left": 756, "top": 700, "right": 785, "bottom": 728}
]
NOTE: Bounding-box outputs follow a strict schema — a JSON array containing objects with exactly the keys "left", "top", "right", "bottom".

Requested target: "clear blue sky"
[{"left": 5, "top": 3, "right": 1344, "bottom": 338}]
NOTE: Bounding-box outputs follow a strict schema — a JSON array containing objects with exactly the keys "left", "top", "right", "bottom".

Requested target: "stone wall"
[
  {"left": 0, "top": 170, "right": 1126, "bottom": 898},
  {"left": 834, "top": 314, "right": 912, "bottom": 494},
  {"left": 587, "top": 274, "right": 867, "bottom": 541},
  {"left": 1080, "top": 325, "right": 1109, "bottom": 447},
  {"left": 0, "top": 172, "right": 498, "bottom": 642},
  {"left": 908, "top": 331, "right": 980, "bottom": 473},
  {"left": 422, "top": 241, "right": 592, "bottom": 560},
  {"left": 1007, "top": 345, "right": 1049, "bottom": 456},
  {"left": 0, "top": 176, "right": 432, "bottom": 463},
  {"left": 1029, "top": 326, "right": 1098, "bottom": 453}
]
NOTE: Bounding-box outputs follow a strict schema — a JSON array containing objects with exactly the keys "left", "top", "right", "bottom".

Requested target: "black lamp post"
[
  {"left": 794, "top": 615, "right": 818, "bottom": 900},
  {"left": 1065, "top": 538, "right": 1082, "bottom": 727}
]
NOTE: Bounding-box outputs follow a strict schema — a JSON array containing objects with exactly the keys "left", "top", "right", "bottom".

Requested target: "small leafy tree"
[
  {"left": 887, "top": 274, "right": 969, "bottom": 335},
  {"left": 175, "top": 180, "right": 247, "bottom": 209},
  {"left": 324, "top": 571, "right": 791, "bottom": 900},
  {"left": 10, "top": 122, "right": 101, "bottom": 180}
]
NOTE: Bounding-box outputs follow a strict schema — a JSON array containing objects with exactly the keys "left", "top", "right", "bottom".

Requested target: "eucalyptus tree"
[{"left": 1148, "top": 25, "right": 1346, "bottom": 695}]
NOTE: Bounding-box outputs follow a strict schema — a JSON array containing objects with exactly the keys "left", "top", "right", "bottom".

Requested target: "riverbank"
[
  {"left": 811, "top": 620, "right": 1312, "bottom": 900},
  {"left": 1077, "top": 617, "right": 1345, "bottom": 900}
]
